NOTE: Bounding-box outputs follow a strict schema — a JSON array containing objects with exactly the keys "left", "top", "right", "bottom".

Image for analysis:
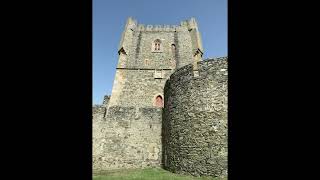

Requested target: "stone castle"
[{"left": 93, "top": 17, "right": 228, "bottom": 178}]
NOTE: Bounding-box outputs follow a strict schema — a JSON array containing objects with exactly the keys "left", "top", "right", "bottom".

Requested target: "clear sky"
[{"left": 93, "top": 0, "right": 227, "bottom": 105}]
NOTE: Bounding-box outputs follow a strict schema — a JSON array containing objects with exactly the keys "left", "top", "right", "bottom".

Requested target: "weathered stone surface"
[
  {"left": 92, "top": 17, "right": 227, "bottom": 179},
  {"left": 108, "top": 17, "right": 203, "bottom": 107},
  {"left": 93, "top": 106, "right": 162, "bottom": 170},
  {"left": 162, "top": 57, "right": 228, "bottom": 178}
]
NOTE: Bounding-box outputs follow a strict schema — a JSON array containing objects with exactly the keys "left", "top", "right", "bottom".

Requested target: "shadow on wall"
[{"left": 161, "top": 57, "right": 228, "bottom": 177}]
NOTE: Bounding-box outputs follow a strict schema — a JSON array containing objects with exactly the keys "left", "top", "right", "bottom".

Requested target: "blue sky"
[{"left": 93, "top": 0, "right": 227, "bottom": 105}]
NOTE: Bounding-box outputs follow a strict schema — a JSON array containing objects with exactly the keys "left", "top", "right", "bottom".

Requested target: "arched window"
[
  {"left": 171, "top": 44, "right": 176, "bottom": 56},
  {"left": 171, "top": 44, "right": 176, "bottom": 52},
  {"left": 153, "top": 39, "right": 161, "bottom": 51},
  {"left": 155, "top": 95, "right": 163, "bottom": 108}
]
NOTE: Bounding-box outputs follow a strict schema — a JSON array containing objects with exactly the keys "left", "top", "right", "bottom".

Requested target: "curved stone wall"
[{"left": 162, "top": 57, "right": 228, "bottom": 177}]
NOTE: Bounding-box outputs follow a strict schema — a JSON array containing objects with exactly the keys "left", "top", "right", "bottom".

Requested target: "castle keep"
[
  {"left": 93, "top": 17, "right": 228, "bottom": 178},
  {"left": 108, "top": 17, "right": 203, "bottom": 107}
]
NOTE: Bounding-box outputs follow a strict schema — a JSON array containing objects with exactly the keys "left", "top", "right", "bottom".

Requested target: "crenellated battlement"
[
  {"left": 135, "top": 24, "right": 184, "bottom": 32},
  {"left": 125, "top": 17, "right": 199, "bottom": 32},
  {"left": 117, "top": 17, "right": 203, "bottom": 72}
]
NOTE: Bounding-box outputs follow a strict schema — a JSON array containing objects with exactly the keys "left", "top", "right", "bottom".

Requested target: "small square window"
[{"left": 154, "top": 69, "right": 163, "bottom": 79}]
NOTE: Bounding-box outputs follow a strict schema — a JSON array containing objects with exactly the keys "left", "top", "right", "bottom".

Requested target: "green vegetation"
[{"left": 93, "top": 168, "right": 226, "bottom": 180}]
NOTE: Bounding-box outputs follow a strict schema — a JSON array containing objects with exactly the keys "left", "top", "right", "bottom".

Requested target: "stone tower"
[
  {"left": 93, "top": 18, "right": 227, "bottom": 178},
  {"left": 108, "top": 17, "right": 204, "bottom": 108}
]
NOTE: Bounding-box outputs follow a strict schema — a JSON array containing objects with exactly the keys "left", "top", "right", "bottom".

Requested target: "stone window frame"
[
  {"left": 171, "top": 44, "right": 176, "bottom": 52},
  {"left": 152, "top": 39, "right": 163, "bottom": 53},
  {"left": 144, "top": 59, "right": 150, "bottom": 66},
  {"left": 154, "top": 69, "right": 163, "bottom": 79}
]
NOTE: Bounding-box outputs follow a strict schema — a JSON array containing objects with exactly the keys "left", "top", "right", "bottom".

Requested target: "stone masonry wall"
[
  {"left": 92, "top": 105, "right": 106, "bottom": 121},
  {"left": 162, "top": 57, "right": 228, "bottom": 178},
  {"left": 108, "top": 18, "right": 203, "bottom": 107},
  {"left": 108, "top": 69, "right": 171, "bottom": 107},
  {"left": 92, "top": 18, "right": 226, "bottom": 176},
  {"left": 93, "top": 106, "right": 163, "bottom": 171}
]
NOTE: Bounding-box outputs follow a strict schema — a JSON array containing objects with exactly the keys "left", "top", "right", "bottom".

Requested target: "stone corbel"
[
  {"left": 194, "top": 48, "right": 203, "bottom": 57},
  {"left": 118, "top": 47, "right": 127, "bottom": 55}
]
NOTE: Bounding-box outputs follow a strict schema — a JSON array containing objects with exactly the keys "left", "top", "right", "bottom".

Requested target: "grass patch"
[{"left": 93, "top": 168, "right": 226, "bottom": 180}]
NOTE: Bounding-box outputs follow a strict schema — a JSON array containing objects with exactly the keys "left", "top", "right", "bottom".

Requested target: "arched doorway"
[{"left": 155, "top": 95, "right": 164, "bottom": 108}]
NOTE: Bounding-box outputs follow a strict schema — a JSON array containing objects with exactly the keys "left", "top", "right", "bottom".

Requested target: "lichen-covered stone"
[
  {"left": 108, "top": 17, "right": 203, "bottom": 107},
  {"left": 162, "top": 57, "right": 228, "bottom": 178},
  {"left": 92, "top": 17, "right": 227, "bottom": 179},
  {"left": 93, "top": 106, "right": 163, "bottom": 171}
]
